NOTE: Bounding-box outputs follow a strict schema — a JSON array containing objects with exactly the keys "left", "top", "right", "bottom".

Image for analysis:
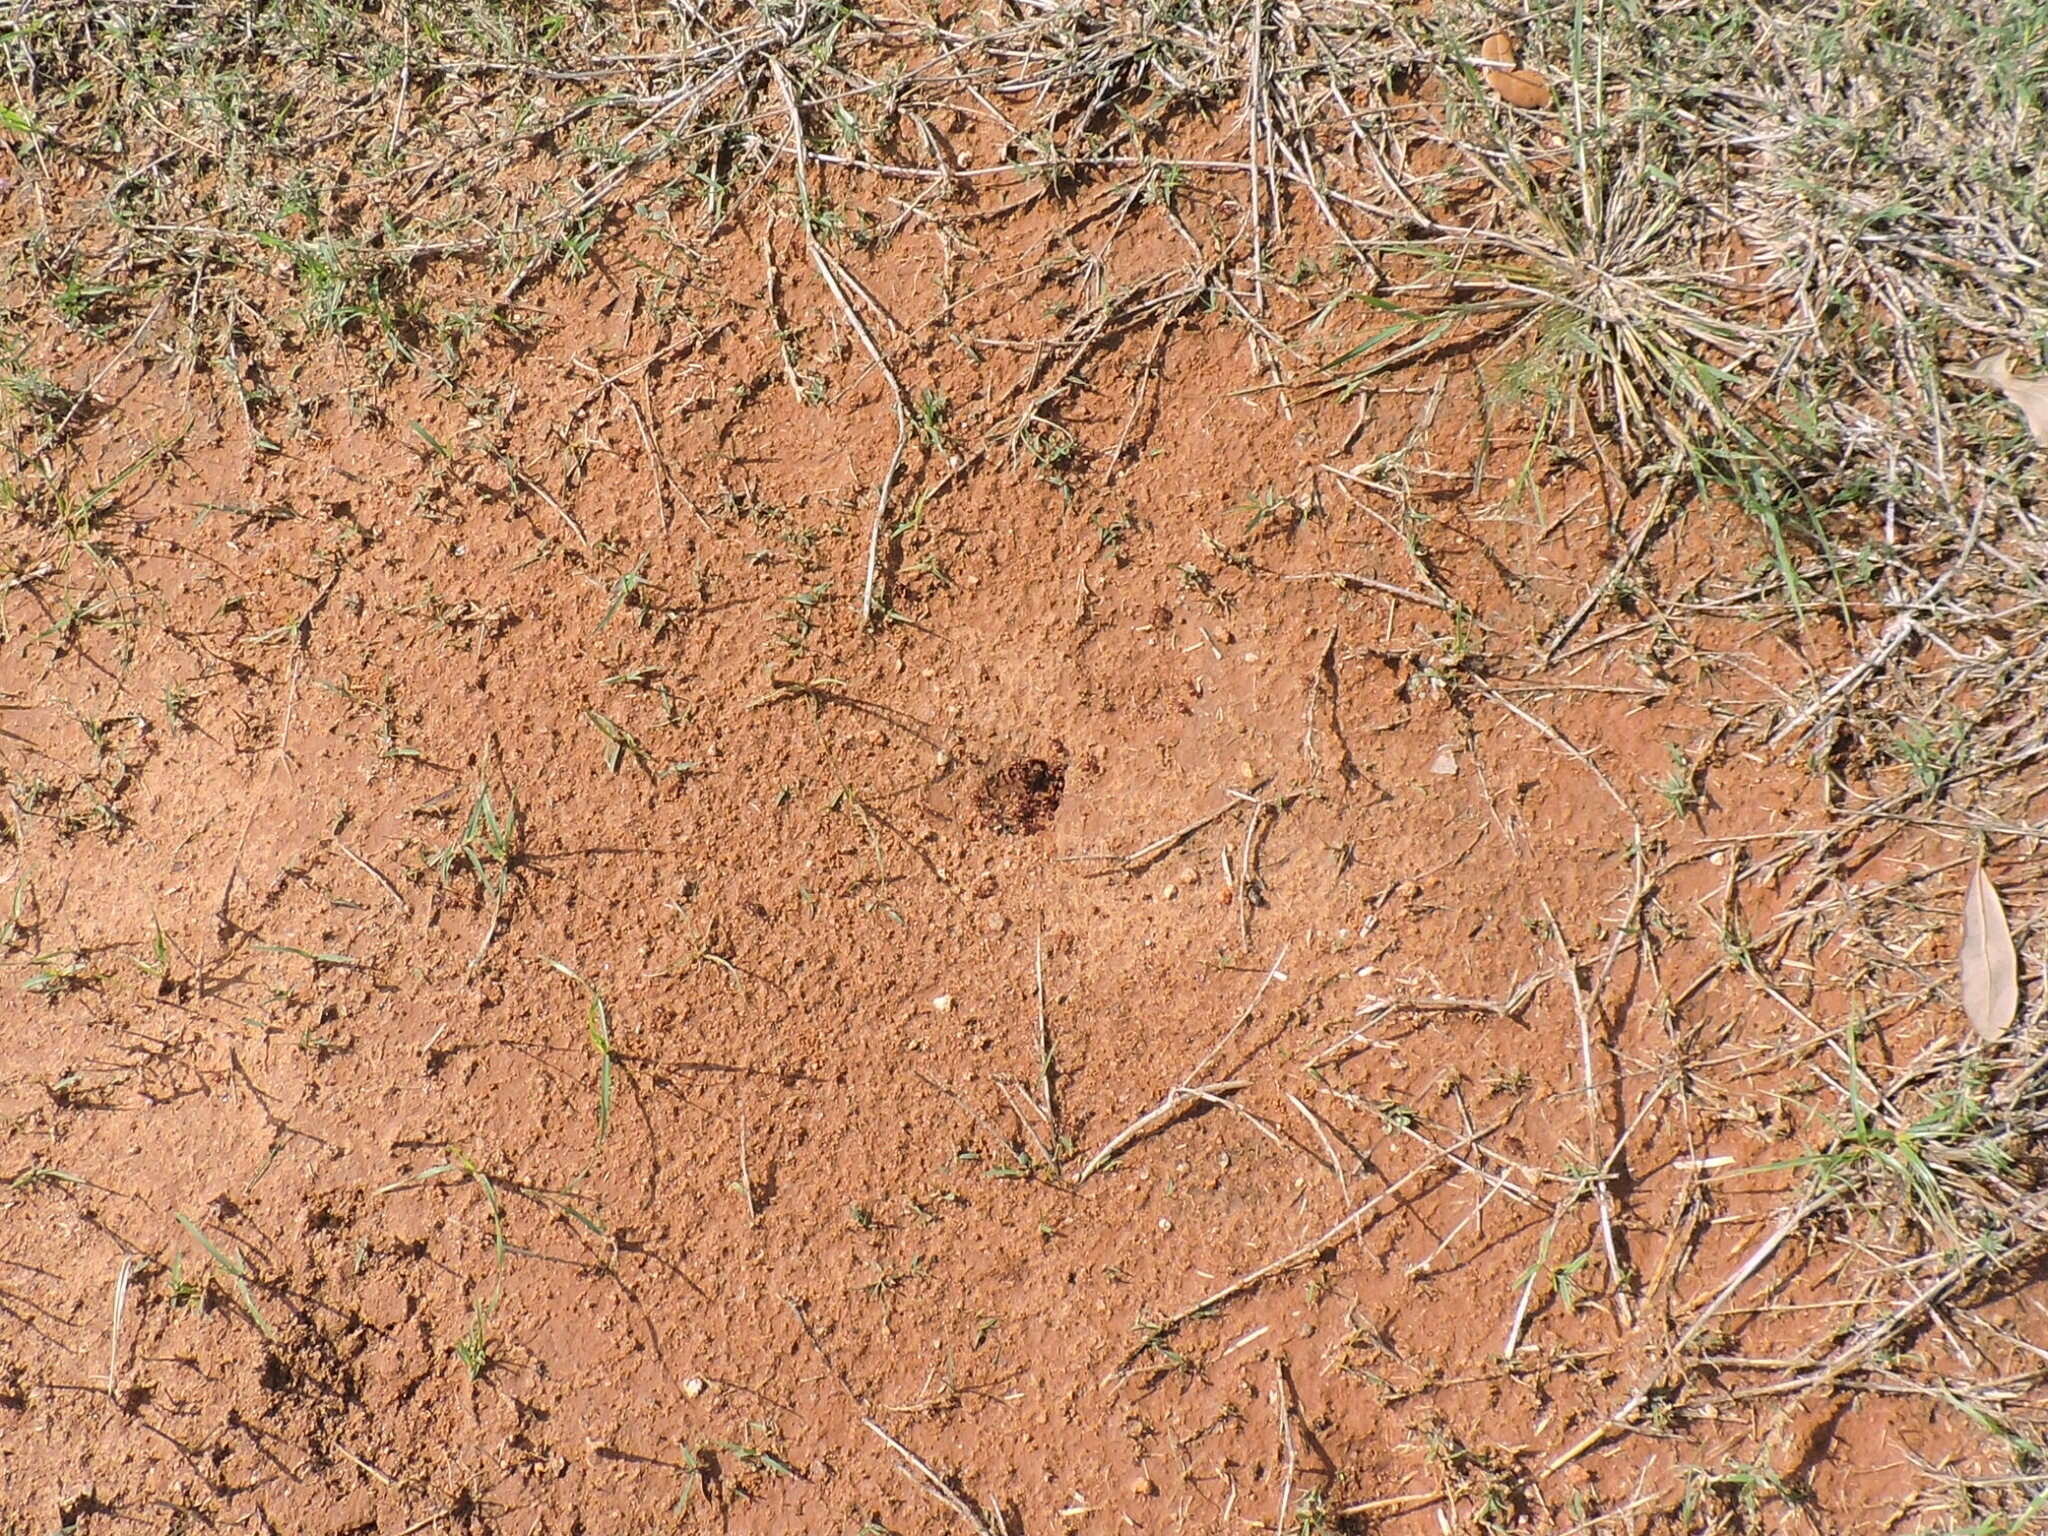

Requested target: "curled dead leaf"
[
  {"left": 1960, "top": 353, "right": 2048, "bottom": 447},
  {"left": 1959, "top": 863, "right": 2019, "bottom": 1044},
  {"left": 1479, "top": 30, "right": 1554, "bottom": 110}
]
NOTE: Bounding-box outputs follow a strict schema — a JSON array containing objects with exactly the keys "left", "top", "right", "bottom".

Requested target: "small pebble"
[
  {"left": 681, "top": 1378, "right": 707, "bottom": 1399},
  {"left": 1130, "top": 1476, "right": 1156, "bottom": 1497},
  {"left": 932, "top": 994, "right": 953, "bottom": 1013}
]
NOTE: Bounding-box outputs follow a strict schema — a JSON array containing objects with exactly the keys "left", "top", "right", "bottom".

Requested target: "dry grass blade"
[
  {"left": 1109, "top": 1114, "right": 1512, "bottom": 1380},
  {"left": 1074, "top": 947, "right": 1287, "bottom": 1184},
  {"left": 1545, "top": 899, "right": 1630, "bottom": 1327},
  {"left": 767, "top": 59, "right": 913, "bottom": 628},
  {"left": 864, "top": 1419, "right": 1008, "bottom": 1536},
  {"left": 1546, "top": 1189, "right": 1834, "bottom": 1474},
  {"left": 1960, "top": 863, "right": 2019, "bottom": 1044},
  {"left": 107, "top": 1255, "right": 135, "bottom": 1400},
  {"left": 1073, "top": 1080, "right": 1250, "bottom": 1184}
]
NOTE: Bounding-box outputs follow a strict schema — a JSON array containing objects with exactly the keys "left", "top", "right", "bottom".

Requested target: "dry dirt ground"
[{"left": 3, "top": 7, "right": 2047, "bottom": 1535}]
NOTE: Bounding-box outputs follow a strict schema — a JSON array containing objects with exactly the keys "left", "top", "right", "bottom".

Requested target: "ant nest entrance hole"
[{"left": 974, "top": 756, "right": 1066, "bottom": 836}]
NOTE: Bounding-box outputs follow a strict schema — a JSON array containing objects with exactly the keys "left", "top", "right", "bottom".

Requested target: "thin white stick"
[
  {"left": 333, "top": 836, "right": 408, "bottom": 911},
  {"left": 1074, "top": 1081, "right": 1249, "bottom": 1184},
  {"left": 1274, "top": 1361, "right": 1298, "bottom": 1533},
  {"left": 1286, "top": 1092, "right": 1350, "bottom": 1203}
]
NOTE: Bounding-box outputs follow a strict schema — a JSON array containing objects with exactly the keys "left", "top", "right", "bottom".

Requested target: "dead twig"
[
  {"left": 864, "top": 1419, "right": 1008, "bottom": 1536},
  {"left": 1066, "top": 780, "right": 1270, "bottom": 874},
  {"left": 1545, "top": 1188, "right": 1834, "bottom": 1475},
  {"left": 1545, "top": 900, "right": 1632, "bottom": 1329},
  {"left": 770, "top": 61, "right": 912, "bottom": 628},
  {"left": 1312, "top": 970, "right": 1550, "bottom": 1067},
  {"left": 1075, "top": 947, "right": 1288, "bottom": 1184},
  {"left": 1109, "top": 1114, "right": 1512, "bottom": 1380},
  {"left": 333, "top": 836, "right": 408, "bottom": 912}
]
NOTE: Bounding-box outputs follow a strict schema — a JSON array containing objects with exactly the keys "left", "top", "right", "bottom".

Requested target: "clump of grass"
[
  {"left": 1789, "top": 1029, "right": 2035, "bottom": 1255},
  {"left": 425, "top": 774, "right": 520, "bottom": 896},
  {"left": 378, "top": 1146, "right": 605, "bottom": 1270},
  {"left": 422, "top": 763, "right": 522, "bottom": 963},
  {"left": 453, "top": 1296, "right": 495, "bottom": 1380},
  {"left": 173, "top": 1213, "right": 278, "bottom": 1342}
]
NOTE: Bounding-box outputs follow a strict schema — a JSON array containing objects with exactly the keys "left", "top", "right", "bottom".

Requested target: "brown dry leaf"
[
  {"left": 1961, "top": 353, "right": 2048, "bottom": 447},
  {"left": 1959, "top": 863, "right": 2019, "bottom": 1043},
  {"left": 1480, "top": 30, "right": 1554, "bottom": 110}
]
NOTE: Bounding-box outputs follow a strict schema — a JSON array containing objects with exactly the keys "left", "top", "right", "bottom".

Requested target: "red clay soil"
[{"left": 0, "top": 150, "right": 2024, "bottom": 1535}]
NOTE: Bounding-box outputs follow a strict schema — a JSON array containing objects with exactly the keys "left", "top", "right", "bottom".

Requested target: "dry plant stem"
[
  {"left": 1232, "top": 787, "right": 1288, "bottom": 944},
  {"left": 333, "top": 1441, "right": 394, "bottom": 1487},
  {"left": 770, "top": 61, "right": 911, "bottom": 628},
  {"left": 333, "top": 836, "right": 408, "bottom": 911},
  {"left": 915, "top": 1067, "right": 1027, "bottom": 1168},
  {"left": 1546, "top": 1188, "right": 1835, "bottom": 1475},
  {"left": 1379, "top": 1108, "right": 1534, "bottom": 1205},
  {"left": 1274, "top": 1360, "right": 1299, "bottom": 1533},
  {"left": 864, "top": 1419, "right": 1006, "bottom": 1536},
  {"left": 1339, "top": 1489, "right": 1445, "bottom": 1520},
  {"left": 1546, "top": 900, "right": 1631, "bottom": 1328},
  {"left": 1033, "top": 932, "right": 1057, "bottom": 1136},
  {"left": 1065, "top": 786, "right": 1255, "bottom": 871},
  {"left": 503, "top": 458, "right": 588, "bottom": 547},
  {"left": 1314, "top": 971, "right": 1550, "bottom": 1067},
  {"left": 1074, "top": 1081, "right": 1248, "bottom": 1184},
  {"left": 998, "top": 1078, "right": 1055, "bottom": 1166},
  {"left": 106, "top": 1255, "right": 135, "bottom": 1399},
  {"left": 1075, "top": 947, "right": 1287, "bottom": 1183},
  {"left": 787, "top": 1293, "right": 866, "bottom": 1406},
  {"left": 1770, "top": 497, "right": 1984, "bottom": 746},
  {"left": 1542, "top": 487, "right": 1671, "bottom": 662},
  {"left": 1733, "top": 1193, "right": 2048, "bottom": 1404},
  {"left": 1287, "top": 1092, "right": 1350, "bottom": 1201},
  {"left": 1109, "top": 1114, "right": 1512, "bottom": 1379},
  {"left": 1407, "top": 1175, "right": 1507, "bottom": 1277},
  {"left": 1502, "top": 1205, "right": 1568, "bottom": 1360},
  {"left": 1472, "top": 680, "right": 1638, "bottom": 829},
  {"left": 472, "top": 881, "right": 505, "bottom": 971},
  {"left": 1280, "top": 567, "right": 1452, "bottom": 611}
]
